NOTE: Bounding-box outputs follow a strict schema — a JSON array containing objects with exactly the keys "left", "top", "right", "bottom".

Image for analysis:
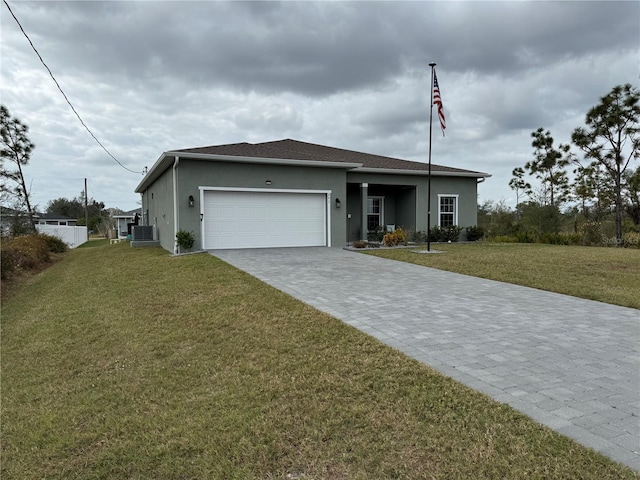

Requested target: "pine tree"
[
  {"left": 526, "top": 128, "right": 572, "bottom": 207},
  {"left": 572, "top": 84, "right": 640, "bottom": 246},
  {"left": 1, "top": 105, "right": 36, "bottom": 231}
]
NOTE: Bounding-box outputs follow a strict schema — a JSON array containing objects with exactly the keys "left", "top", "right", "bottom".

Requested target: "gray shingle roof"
[{"left": 173, "top": 138, "right": 487, "bottom": 176}]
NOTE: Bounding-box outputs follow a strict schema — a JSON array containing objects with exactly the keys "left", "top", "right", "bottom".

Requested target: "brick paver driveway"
[{"left": 212, "top": 247, "right": 640, "bottom": 470}]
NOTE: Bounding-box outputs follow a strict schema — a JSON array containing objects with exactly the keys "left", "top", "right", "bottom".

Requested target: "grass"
[
  {"left": 1, "top": 243, "right": 638, "bottom": 479},
  {"left": 364, "top": 242, "right": 640, "bottom": 309}
]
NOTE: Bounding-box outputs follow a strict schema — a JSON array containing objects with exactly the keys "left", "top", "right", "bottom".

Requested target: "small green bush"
[
  {"left": 465, "top": 226, "right": 484, "bottom": 242},
  {"left": 431, "top": 225, "right": 462, "bottom": 243},
  {"left": 429, "top": 226, "right": 444, "bottom": 242},
  {"left": 367, "top": 226, "right": 385, "bottom": 243},
  {"left": 176, "top": 229, "right": 195, "bottom": 251},
  {"left": 405, "top": 229, "right": 427, "bottom": 243}
]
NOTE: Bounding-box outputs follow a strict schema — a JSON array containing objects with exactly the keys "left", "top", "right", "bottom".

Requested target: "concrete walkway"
[{"left": 212, "top": 247, "right": 640, "bottom": 471}]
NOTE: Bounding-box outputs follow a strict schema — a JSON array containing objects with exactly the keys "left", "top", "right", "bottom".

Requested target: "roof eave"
[
  {"left": 135, "top": 152, "right": 170, "bottom": 193},
  {"left": 135, "top": 152, "right": 362, "bottom": 193},
  {"left": 352, "top": 167, "right": 492, "bottom": 178},
  {"left": 164, "top": 151, "right": 362, "bottom": 169}
]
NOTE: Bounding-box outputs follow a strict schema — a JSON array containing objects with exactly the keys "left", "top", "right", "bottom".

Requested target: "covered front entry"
[
  {"left": 202, "top": 189, "right": 330, "bottom": 249},
  {"left": 345, "top": 183, "right": 417, "bottom": 242}
]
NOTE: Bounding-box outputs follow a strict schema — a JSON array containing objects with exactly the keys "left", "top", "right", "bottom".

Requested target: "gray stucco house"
[{"left": 135, "top": 139, "right": 490, "bottom": 253}]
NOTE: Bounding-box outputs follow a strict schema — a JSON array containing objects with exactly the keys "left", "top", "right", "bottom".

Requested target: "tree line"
[{"left": 499, "top": 83, "right": 639, "bottom": 247}]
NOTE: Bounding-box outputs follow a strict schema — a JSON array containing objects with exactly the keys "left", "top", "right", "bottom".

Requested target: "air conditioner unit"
[{"left": 132, "top": 225, "right": 155, "bottom": 241}]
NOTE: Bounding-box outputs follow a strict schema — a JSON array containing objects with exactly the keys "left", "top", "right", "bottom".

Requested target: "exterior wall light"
[
  {"left": 335, "top": 198, "right": 341, "bottom": 208},
  {"left": 188, "top": 195, "right": 194, "bottom": 207}
]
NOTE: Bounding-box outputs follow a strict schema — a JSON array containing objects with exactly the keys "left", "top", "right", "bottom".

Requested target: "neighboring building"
[
  {"left": 36, "top": 213, "right": 77, "bottom": 226},
  {"left": 135, "top": 139, "right": 490, "bottom": 252},
  {"left": 112, "top": 208, "right": 141, "bottom": 239}
]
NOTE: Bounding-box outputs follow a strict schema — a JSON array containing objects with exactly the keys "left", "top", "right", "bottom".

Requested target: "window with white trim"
[
  {"left": 438, "top": 194, "right": 458, "bottom": 227},
  {"left": 367, "top": 196, "right": 384, "bottom": 231}
]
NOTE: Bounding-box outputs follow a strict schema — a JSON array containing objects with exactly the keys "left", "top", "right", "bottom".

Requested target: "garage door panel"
[{"left": 203, "top": 190, "right": 327, "bottom": 249}]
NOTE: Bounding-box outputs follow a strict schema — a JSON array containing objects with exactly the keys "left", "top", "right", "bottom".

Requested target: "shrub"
[
  {"left": 429, "top": 226, "right": 444, "bottom": 242},
  {"left": 1, "top": 247, "right": 16, "bottom": 279},
  {"left": 492, "top": 235, "right": 518, "bottom": 243},
  {"left": 431, "top": 225, "right": 462, "bottom": 243},
  {"left": 515, "top": 231, "right": 536, "bottom": 243},
  {"left": 445, "top": 226, "right": 463, "bottom": 242},
  {"left": 465, "top": 226, "right": 484, "bottom": 242},
  {"left": 40, "top": 234, "right": 68, "bottom": 253},
  {"left": 382, "top": 228, "right": 407, "bottom": 247},
  {"left": 622, "top": 231, "right": 640, "bottom": 248},
  {"left": 176, "top": 229, "right": 195, "bottom": 251},
  {"left": 0, "top": 234, "right": 57, "bottom": 278},
  {"left": 352, "top": 240, "right": 368, "bottom": 249},
  {"left": 564, "top": 232, "right": 582, "bottom": 246},
  {"left": 8, "top": 235, "right": 51, "bottom": 267},
  {"left": 367, "top": 226, "right": 386, "bottom": 242},
  {"left": 404, "top": 228, "right": 427, "bottom": 243},
  {"left": 538, "top": 232, "right": 582, "bottom": 246},
  {"left": 0, "top": 233, "right": 69, "bottom": 280},
  {"left": 578, "top": 221, "right": 604, "bottom": 246},
  {"left": 539, "top": 232, "right": 568, "bottom": 245},
  {"left": 624, "top": 221, "right": 640, "bottom": 234}
]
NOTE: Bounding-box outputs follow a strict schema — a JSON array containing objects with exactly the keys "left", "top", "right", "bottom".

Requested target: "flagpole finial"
[{"left": 429, "top": 62, "right": 436, "bottom": 67}]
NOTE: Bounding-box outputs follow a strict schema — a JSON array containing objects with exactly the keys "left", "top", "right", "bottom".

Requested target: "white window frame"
[
  {"left": 438, "top": 194, "right": 459, "bottom": 227},
  {"left": 367, "top": 196, "right": 384, "bottom": 231}
]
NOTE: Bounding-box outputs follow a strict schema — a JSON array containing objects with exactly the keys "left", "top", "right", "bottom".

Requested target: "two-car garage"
[{"left": 201, "top": 189, "right": 330, "bottom": 249}]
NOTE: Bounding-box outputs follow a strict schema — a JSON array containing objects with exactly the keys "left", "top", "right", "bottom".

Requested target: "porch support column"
[{"left": 360, "top": 183, "right": 368, "bottom": 241}]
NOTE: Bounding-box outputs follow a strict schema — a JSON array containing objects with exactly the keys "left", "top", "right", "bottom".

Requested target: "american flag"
[{"left": 433, "top": 70, "right": 446, "bottom": 136}]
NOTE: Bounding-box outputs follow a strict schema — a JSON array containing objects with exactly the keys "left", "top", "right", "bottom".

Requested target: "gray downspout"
[{"left": 173, "top": 156, "right": 180, "bottom": 254}]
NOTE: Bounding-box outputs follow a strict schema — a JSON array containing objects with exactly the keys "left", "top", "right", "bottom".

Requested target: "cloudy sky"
[{"left": 1, "top": 1, "right": 638, "bottom": 212}]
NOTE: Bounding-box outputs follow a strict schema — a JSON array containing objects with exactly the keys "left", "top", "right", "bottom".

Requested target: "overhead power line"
[{"left": 2, "top": 0, "right": 143, "bottom": 175}]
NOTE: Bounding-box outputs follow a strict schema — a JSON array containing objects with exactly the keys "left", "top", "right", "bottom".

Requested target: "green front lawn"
[
  {"left": 365, "top": 242, "right": 640, "bottom": 309},
  {"left": 2, "top": 243, "right": 637, "bottom": 479}
]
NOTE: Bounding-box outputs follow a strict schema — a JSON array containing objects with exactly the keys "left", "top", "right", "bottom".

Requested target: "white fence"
[{"left": 36, "top": 225, "right": 88, "bottom": 249}]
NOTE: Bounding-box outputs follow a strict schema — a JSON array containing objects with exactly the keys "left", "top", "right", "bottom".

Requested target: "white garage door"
[{"left": 203, "top": 190, "right": 328, "bottom": 249}]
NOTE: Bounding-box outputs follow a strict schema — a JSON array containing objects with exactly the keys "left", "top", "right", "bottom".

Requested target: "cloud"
[{"left": 1, "top": 0, "right": 638, "bottom": 211}]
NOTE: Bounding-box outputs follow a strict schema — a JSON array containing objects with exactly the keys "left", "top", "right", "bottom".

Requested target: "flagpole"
[{"left": 427, "top": 63, "right": 436, "bottom": 252}]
